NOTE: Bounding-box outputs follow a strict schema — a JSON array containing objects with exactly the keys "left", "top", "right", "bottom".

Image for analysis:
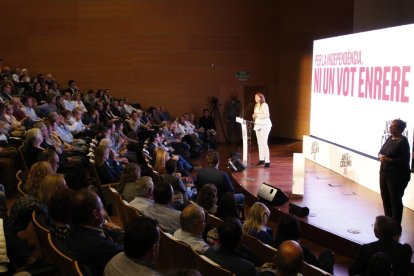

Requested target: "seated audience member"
[
  {"left": 72, "top": 92, "right": 87, "bottom": 112},
  {"left": 47, "top": 188, "right": 74, "bottom": 240},
  {"left": 104, "top": 217, "right": 161, "bottom": 276},
  {"left": 36, "top": 94, "right": 57, "bottom": 118},
  {"left": 2, "top": 103, "right": 26, "bottom": 138},
  {"left": 129, "top": 176, "right": 154, "bottom": 214},
  {"left": 122, "top": 97, "right": 139, "bottom": 116},
  {"left": 160, "top": 121, "right": 191, "bottom": 159},
  {"left": 10, "top": 172, "right": 67, "bottom": 233},
  {"left": 101, "top": 102, "right": 119, "bottom": 123},
  {"left": 38, "top": 149, "right": 60, "bottom": 173},
  {"left": 22, "top": 128, "right": 45, "bottom": 168},
  {"left": 274, "top": 213, "right": 334, "bottom": 274},
  {"left": 153, "top": 147, "right": 169, "bottom": 174},
  {"left": 48, "top": 80, "right": 61, "bottom": 97},
  {"left": 65, "top": 190, "right": 123, "bottom": 276},
  {"left": 0, "top": 82, "right": 13, "bottom": 102},
  {"left": 143, "top": 181, "right": 181, "bottom": 234},
  {"left": 62, "top": 92, "right": 76, "bottom": 111},
  {"left": 117, "top": 163, "right": 141, "bottom": 202},
  {"left": 348, "top": 215, "right": 412, "bottom": 276},
  {"left": 196, "top": 184, "right": 218, "bottom": 215},
  {"left": 54, "top": 113, "right": 87, "bottom": 153},
  {"left": 367, "top": 252, "right": 392, "bottom": 276},
  {"left": 11, "top": 97, "right": 26, "bottom": 122},
  {"left": 20, "top": 97, "right": 41, "bottom": 123},
  {"left": 196, "top": 151, "right": 244, "bottom": 204},
  {"left": 23, "top": 161, "right": 54, "bottom": 196},
  {"left": 276, "top": 240, "right": 304, "bottom": 276},
  {"left": 95, "top": 145, "right": 122, "bottom": 184},
  {"left": 204, "top": 217, "right": 257, "bottom": 276},
  {"left": 114, "top": 119, "right": 138, "bottom": 145},
  {"left": 29, "top": 82, "right": 46, "bottom": 104},
  {"left": 174, "top": 204, "right": 210, "bottom": 254},
  {"left": 215, "top": 192, "right": 241, "bottom": 221},
  {"left": 125, "top": 110, "right": 141, "bottom": 132},
  {"left": 162, "top": 159, "right": 193, "bottom": 199},
  {"left": 0, "top": 139, "right": 20, "bottom": 190},
  {"left": 242, "top": 202, "right": 273, "bottom": 245}
]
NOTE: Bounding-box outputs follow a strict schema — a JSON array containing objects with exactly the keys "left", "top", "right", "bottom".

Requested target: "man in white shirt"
[
  {"left": 62, "top": 92, "right": 76, "bottom": 111},
  {"left": 143, "top": 181, "right": 181, "bottom": 234},
  {"left": 20, "top": 97, "right": 41, "bottom": 122},
  {"left": 174, "top": 204, "right": 210, "bottom": 254},
  {"left": 129, "top": 176, "right": 154, "bottom": 214}
]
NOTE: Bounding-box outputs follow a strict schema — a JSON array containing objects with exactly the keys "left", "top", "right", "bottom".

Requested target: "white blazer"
[{"left": 253, "top": 103, "right": 272, "bottom": 130}]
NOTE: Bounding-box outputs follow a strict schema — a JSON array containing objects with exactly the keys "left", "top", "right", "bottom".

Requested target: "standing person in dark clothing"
[
  {"left": 224, "top": 95, "right": 241, "bottom": 144},
  {"left": 378, "top": 119, "right": 411, "bottom": 225},
  {"left": 198, "top": 109, "right": 216, "bottom": 149}
]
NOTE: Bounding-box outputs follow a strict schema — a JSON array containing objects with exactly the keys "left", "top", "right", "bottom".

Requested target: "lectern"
[{"left": 236, "top": 117, "right": 254, "bottom": 166}]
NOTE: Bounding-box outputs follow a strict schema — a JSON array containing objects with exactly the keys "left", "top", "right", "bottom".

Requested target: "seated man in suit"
[
  {"left": 104, "top": 217, "right": 161, "bottom": 276},
  {"left": 143, "top": 181, "right": 181, "bottom": 234},
  {"left": 196, "top": 151, "right": 244, "bottom": 204},
  {"left": 205, "top": 217, "right": 257, "bottom": 276},
  {"left": 349, "top": 215, "right": 412, "bottom": 276},
  {"left": 65, "top": 190, "right": 123, "bottom": 276}
]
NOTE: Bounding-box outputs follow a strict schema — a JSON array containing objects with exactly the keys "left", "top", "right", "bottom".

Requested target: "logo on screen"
[
  {"left": 340, "top": 153, "right": 352, "bottom": 175},
  {"left": 311, "top": 141, "right": 319, "bottom": 160}
]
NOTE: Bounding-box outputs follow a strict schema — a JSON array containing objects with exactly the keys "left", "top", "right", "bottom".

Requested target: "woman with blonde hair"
[
  {"left": 153, "top": 147, "right": 169, "bottom": 174},
  {"left": 24, "top": 161, "right": 54, "bottom": 197},
  {"left": 242, "top": 202, "right": 273, "bottom": 244},
  {"left": 38, "top": 174, "right": 68, "bottom": 205}
]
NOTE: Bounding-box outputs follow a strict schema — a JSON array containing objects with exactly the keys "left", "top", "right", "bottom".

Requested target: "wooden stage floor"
[{"left": 216, "top": 140, "right": 414, "bottom": 263}]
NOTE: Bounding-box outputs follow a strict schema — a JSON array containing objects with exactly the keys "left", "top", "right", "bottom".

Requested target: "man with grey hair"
[
  {"left": 174, "top": 204, "right": 209, "bottom": 253},
  {"left": 129, "top": 176, "right": 154, "bottom": 214}
]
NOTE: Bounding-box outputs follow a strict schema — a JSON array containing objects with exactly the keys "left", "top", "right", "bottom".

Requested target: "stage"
[{"left": 225, "top": 141, "right": 414, "bottom": 263}]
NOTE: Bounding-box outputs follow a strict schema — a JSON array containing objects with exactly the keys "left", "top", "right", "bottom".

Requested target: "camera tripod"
[{"left": 210, "top": 100, "right": 229, "bottom": 143}]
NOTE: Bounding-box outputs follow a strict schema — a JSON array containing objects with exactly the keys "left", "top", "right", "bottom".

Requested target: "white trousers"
[{"left": 255, "top": 126, "right": 271, "bottom": 163}]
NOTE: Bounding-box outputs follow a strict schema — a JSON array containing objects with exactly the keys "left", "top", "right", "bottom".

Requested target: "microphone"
[{"left": 240, "top": 102, "right": 253, "bottom": 119}]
